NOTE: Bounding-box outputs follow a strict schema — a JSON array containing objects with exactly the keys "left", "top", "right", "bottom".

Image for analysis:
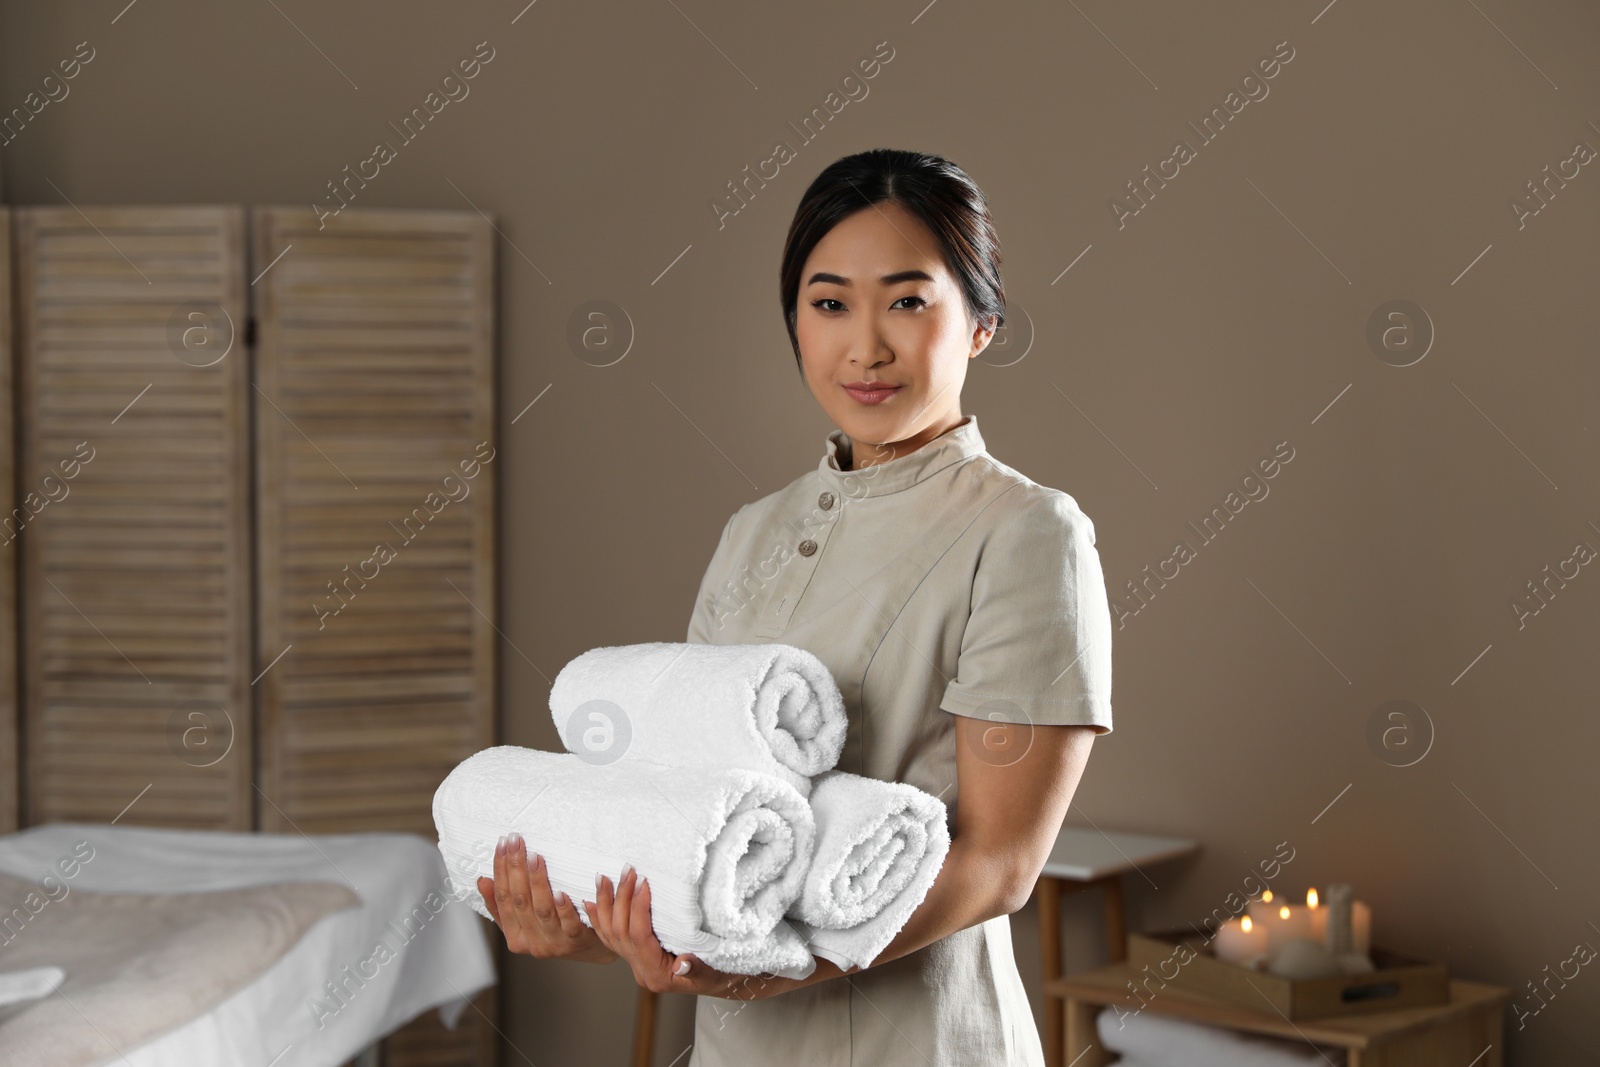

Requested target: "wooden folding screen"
[
  {"left": 250, "top": 206, "right": 499, "bottom": 1066},
  {"left": 0, "top": 208, "right": 14, "bottom": 834},
  {"left": 14, "top": 206, "right": 253, "bottom": 829}
]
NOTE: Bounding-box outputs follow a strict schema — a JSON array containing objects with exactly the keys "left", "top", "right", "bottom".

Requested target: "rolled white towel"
[
  {"left": 785, "top": 771, "right": 950, "bottom": 970},
  {"left": 433, "top": 746, "right": 818, "bottom": 978},
  {"left": 549, "top": 641, "right": 847, "bottom": 797},
  {"left": 1095, "top": 1005, "right": 1349, "bottom": 1067}
]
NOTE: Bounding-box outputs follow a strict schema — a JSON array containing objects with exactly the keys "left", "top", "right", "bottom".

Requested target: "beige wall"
[{"left": 4, "top": 0, "right": 1597, "bottom": 1063}]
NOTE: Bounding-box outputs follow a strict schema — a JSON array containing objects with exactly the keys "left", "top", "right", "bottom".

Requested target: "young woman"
[{"left": 478, "top": 148, "right": 1115, "bottom": 1065}]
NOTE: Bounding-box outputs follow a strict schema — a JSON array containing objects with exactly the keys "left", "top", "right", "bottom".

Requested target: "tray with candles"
[{"left": 1124, "top": 883, "right": 1450, "bottom": 1020}]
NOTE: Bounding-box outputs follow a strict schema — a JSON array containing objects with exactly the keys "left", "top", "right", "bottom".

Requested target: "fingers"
[
  {"left": 633, "top": 877, "right": 682, "bottom": 990},
  {"left": 620, "top": 869, "right": 682, "bottom": 992},
  {"left": 491, "top": 837, "right": 526, "bottom": 950},
  {"left": 613, "top": 866, "right": 636, "bottom": 944},
  {"left": 504, "top": 834, "right": 536, "bottom": 922},
  {"left": 591, "top": 872, "right": 615, "bottom": 946},
  {"left": 523, "top": 846, "right": 561, "bottom": 928},
  {"left": 477, "top": 876, "right": 501, "bottom": 923},
  {"left": 582, "top": 867, "right": 668, "bottom": 985},
  {"left": 671, "top": 954, "right": 702, "bottom": 986},
  {"left": 630, "top": 874, "right": 657, "bottom": 952},
  {"left": 552, "top": 886, "right": 587, "bottom": 938}
]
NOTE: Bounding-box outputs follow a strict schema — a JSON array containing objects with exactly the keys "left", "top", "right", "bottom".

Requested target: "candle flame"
[
  {"left": 1279, "top": 905, "right": 1291, "bottom": 920},
  {"left": 1307, "top": 888, "right": 1319, "bottom": 908},
  {"left": 1241, "top": 915, "right": 1254, "bottom": 933},
  {"left": 1262, "top": 889, "right": 1274, "bottom": 903}
]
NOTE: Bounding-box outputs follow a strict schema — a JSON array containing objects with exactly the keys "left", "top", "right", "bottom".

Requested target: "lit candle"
[
  {"left": 1266, "top": 901, "right": 1316, "bottom": 955},
  {"left": 1308, "top": 886, "right": 1329, "bottom": 943},
  {"left": 1213, "top": 913, "right": 1270, "bottom": 965},
  {"left": 1246, "top": 888, "right": 1278, "bottom": 926}
]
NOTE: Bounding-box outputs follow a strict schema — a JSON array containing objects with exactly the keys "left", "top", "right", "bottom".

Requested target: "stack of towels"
[{"left": 432, "top": 641, "right": 951, "bottom": 981}]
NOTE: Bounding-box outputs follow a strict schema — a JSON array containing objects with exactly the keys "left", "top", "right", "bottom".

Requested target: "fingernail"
[
  {"left": 508, "top": 832, "right": 522, "bottom": 850},
  {"left": 675, "top": 959, "right": 690, "bottom": 976},
  {"left": 495, "top": 835, "right": 506, "bottom": 855},
  {"left": 621, "top": 862, "right": 634, "bottom": 881},
  {"left": 596, "top": 871, "right": 603, "bottom": 891}
]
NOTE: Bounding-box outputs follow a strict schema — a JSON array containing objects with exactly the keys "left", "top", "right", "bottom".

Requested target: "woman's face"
[{"left": 796, "top": 200, "right": 994, "bottom": 467}]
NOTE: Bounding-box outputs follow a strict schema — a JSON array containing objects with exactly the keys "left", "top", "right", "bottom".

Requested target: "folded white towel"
[
  {"left": 0, "top": 965, "right": 65, "bottom": 1008},
  {"left": 548, "top": 642, "right": 847, "bottom": 797},
  {"left": 784, "top": 771, "right": 950, "bottom": 970},
  {"left": 1095, "top": 1005, "right": 1349, "bottom": 1067},
  {"left": 433, "top": 745, "right": 818, "bottom": 978}
]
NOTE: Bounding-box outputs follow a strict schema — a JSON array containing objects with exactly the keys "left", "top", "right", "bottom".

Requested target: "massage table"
[{"left": 0, "top": 821, "right": 495, "bottom": 1066}]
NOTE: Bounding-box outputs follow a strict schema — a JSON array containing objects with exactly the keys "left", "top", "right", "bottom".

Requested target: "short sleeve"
[
  {"left": 940, "top": 491, "right": 1114, "bottom": 733},
  {"left": 686, "top": 508, "right": 742, "bottom": 644}
]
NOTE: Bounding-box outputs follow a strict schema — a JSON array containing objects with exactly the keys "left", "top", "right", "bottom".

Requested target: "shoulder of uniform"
[{"left": 960, "top": 454, "right": 1097, "bottom": 544}]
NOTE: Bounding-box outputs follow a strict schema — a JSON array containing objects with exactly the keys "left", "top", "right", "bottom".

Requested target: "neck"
[{"left": 845, "top": 413, "right": 967, "bottom": 471}]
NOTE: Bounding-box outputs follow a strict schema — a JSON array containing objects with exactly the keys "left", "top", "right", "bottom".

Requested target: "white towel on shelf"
[
  {"left": 433, "top": 745, "right": 818, "bottom": 979},
  {"left": 784, "top": 771, "right": 950, "bottom": 970},
  {"left": 1095, "top": 1005, "right": 1349, "bottom": 1067},
  {"left": 548, "top": 642, "right": 847, "bottom": 797}
]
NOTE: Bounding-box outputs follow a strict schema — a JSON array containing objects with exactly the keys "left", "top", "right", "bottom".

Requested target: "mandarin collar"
[{"left": 817, "top": 415, "right": 986, "bottom": 497}]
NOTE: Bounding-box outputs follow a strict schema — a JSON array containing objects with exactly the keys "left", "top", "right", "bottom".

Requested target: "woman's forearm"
[
  {"left": 750, "top": 834, "right": 1016, "bottom": 998},
  {"left": 856, "top": 835, "right": 1016, "bottom": 968},
  {"left": 721, "top": 723, "right": 1093, "bottom": 1001}
]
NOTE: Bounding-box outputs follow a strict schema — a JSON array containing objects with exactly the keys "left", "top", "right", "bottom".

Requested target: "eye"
[
  {"left": 811, "top": 298, "right": 845, "bottom": 313},
  {"left": 893, "top": 296, "right": 927, "bottom": 310}
]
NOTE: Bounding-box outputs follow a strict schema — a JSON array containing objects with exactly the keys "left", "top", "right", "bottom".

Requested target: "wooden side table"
[
  {"left": 1036, "top": 827, "right": 1198, "bottom": 1067},
  {"left": 1047, "top": 961, "right": 1511, "bottom": 1067}
]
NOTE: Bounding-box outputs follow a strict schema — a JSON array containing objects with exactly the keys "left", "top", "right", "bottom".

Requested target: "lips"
[{"left": 842, "top": 382, "right": 902, "bottom": 404}]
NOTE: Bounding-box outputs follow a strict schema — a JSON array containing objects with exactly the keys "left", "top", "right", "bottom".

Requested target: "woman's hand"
[
  {"left": 586, "top": 866, "right": 795, "bottom": 1000},
  {"left": 477, "top": 834, "right": 617, "bottom": 964}
]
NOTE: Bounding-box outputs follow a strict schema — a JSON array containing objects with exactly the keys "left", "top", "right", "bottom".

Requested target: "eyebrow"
[{"left": 805, "top": 269, "right": 935, "bottom": 288}]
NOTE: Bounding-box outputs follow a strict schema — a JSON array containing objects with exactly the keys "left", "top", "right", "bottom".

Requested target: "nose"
[{"left": 850, "top": 335, "right": 892, "bottom": 368}]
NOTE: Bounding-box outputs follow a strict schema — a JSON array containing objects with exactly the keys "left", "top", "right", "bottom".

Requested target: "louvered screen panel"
[
  {"left": 252, "top": 206, "right": 499, "bottom": 1067},
  {"left": 0, "top": 208, "right": 16, "bottom": 833},
  {"left": 15, "top": 205, "right": 252, "bottom": 829},
  {"left": 252, "top": 205, "right": 496, "bottom": 835}
]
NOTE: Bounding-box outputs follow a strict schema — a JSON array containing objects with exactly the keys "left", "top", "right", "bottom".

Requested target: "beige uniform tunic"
[{"left": 684, "top": 414, "right": 1114, "bottom": 1066}]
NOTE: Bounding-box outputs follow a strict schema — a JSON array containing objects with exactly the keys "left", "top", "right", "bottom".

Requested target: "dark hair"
[{"left": 778, "top": 148, "right": 1006, "bottom": 373}]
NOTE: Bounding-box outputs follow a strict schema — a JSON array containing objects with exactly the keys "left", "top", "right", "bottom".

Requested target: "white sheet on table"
[
  {"left": 1095, "top": 1005, "right": 1348, "bottom": 1067},
  {"left": 0, "top": 822, "right": 495, "bottom": 1067}
]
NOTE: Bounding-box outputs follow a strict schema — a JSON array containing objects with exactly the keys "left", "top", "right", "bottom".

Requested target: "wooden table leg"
[
  {"left": 1099, "top": 875, "right": 1127, "bottom": 963},
  {"left": 1039, "top": 876, "right": 1062, "bottom": 1067},
  {"left": 1064, "top": 995, "right": 1113, "bottom": 1067},
  {"left": 632, "top": 987, "right": 656, "bottom": 1067}
]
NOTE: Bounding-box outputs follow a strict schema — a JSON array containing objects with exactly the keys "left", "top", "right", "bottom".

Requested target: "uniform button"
[
  {"left": 798, "top": 539, "right": 817, "bottom": 557},
  {"left": 818, "top": 492, "right": 835, "bottom": 510}
]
